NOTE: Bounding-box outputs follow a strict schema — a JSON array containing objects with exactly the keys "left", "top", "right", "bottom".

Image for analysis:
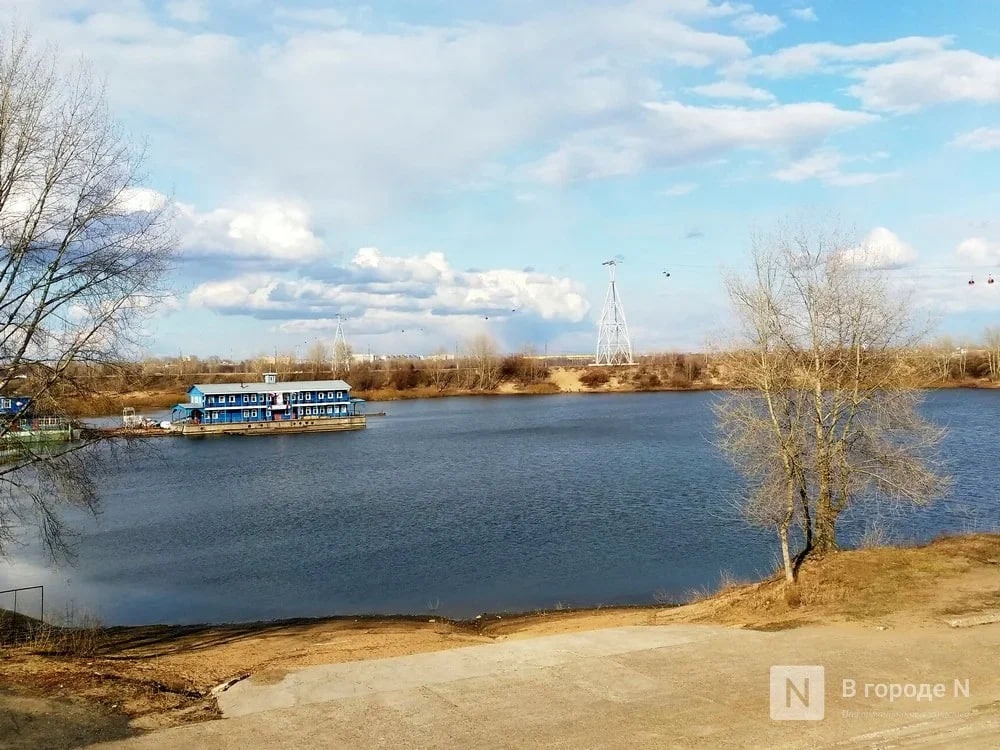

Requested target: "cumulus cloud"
[
  {"left": 15, "top": 1, "right": 756, "bottom": 221},
  {"left": 789, "top": 7, "right": 818, "bottom": 22},
  {"left": 848, "top": 51, "right": 1000, "bottom": 112},
  {"left": 956, "top": 237, "right": 1000, "bottom": 265},
  {"left": 533, "top": 101, "right": 876, "bottom": 184},
  {"left": 165, "top": 0, "right": 207, "bottom": 24},
  {"left": 689, "top": 80, "right": 775, "bottom": 102},
  {"left": 115, "top": 186, "right": 170, "bottom": 213},
  {"left": 841, "top": 227, "right": 918, "bottom": 269},
  {"left": 726, "top": 36, "right": 949, "bottom": 79},
  {"left": 665, "top": 1, "right": 753, "bottom": 19},
  {"left": 772, "top": 150, "right": 898, "bottom": 186},
  {"left": 731, "top": 13, "right": 783, "bottom": 37},
  {"left": 188, "top": 248, "right": 591, "bottom": 333},
  {"left": 177, "top": 201, "right": 325, "bottom": 262},
  {"left": 950, "top": 127, "right": 1000, "bottom": 151}
]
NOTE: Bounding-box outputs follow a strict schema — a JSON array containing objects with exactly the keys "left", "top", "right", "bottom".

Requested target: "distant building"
[
  {"left": 171, "top": 373, "right": 365, "bottom": 432},
  {"left": 0, "top": 396, "right": 32, "bottom": 419}
]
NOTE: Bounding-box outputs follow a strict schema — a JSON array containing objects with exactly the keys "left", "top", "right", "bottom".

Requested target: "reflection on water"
[{"left": 1, "top": 391, "right": 996, "bottom": 625}]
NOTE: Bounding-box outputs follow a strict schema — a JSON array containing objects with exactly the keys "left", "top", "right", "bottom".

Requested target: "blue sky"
[{"left": 13, "top": 0, "right": 1000, "bottom": 357}]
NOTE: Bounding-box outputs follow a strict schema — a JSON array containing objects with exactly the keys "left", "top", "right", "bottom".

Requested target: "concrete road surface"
[{"left": 94, "top": 623, "right": 1000, "bottom": 749}]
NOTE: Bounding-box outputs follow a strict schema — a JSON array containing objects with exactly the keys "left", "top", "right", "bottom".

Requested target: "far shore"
[{"left": 57, "top": 366, "right": 1000, "bottom": 419}]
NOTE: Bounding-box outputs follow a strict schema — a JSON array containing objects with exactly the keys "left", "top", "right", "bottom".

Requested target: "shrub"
[{"left": 579, "top": 368, "right": 611, "bottom": 387}]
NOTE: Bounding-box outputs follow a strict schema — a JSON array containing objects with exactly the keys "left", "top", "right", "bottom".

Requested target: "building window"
[
  {"left": 243, "top": 410, "right": 250, "bottom": 419},
  {"left": 337, "top": 391, "right": 343, "bottom": 399},
  {"left": 305, "top": 392, "right": 312, "bottom": 401},
  {"left": 251, "top": 394, "right": 258, "bottom": 403},
  {"left": 252, "top": 410, "right": 258, "bottom": 418},
  {"left": 229, "top": 395, "right": 236, "bottom": 403}
]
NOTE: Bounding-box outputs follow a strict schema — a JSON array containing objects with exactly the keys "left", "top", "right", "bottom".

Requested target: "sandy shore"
[{"left": 2, "top": 533, "right": 997, "bottom": 748}]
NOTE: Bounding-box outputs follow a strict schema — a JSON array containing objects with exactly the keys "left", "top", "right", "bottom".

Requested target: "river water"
[{"left": 2, "top": 390, "right": 997, "bottom": 625}]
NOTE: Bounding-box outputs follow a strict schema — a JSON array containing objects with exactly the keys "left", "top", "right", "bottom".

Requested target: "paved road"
[{"left": 95, "top": 623, "right": 1000, "bottom": 749}]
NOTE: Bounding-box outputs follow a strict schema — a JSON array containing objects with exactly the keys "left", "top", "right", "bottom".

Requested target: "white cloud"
[
  {"left": 19, "top": 1, "right": 754, "bottom": 221},
  {"left": 848, "top": 51, "right": 1000, "bottom": 112},
  {"left": 533, "top": 101, "right": 877, "bottom": 184},
  {"left": 689, "top": 80, "right": 775, "bottom": 102},
  {"left": 956, "top": 237, "right": 1000, "bottom": 265},
  {"left": 661, "top": 183, "right": 698, "bottom": 197},
  {"left": 772, "top": 150, "right": 898, "bottom": 186},
  {"left": 165, "top": 0, "right": 208, "bottom": 24},
  {"left": 841, "top": 227, "right": 918, "bottom": 269},
  {"left": 732, "top": 13, "right": 784, "bottom": 37},
  {"left": 188, "top": 248, "right": 591, "bottom": 335},
  {"left": 726, "top": 36, "right": 949, "bottom": 79},
  {"left": 178, "top": 201, "right": 325, "bottom": 261},
  {"left": 789, "top": 7, "right": 818, "bottom": 22},
  {"left": 115, "top": 186, "right": 170, "bottom": 213},
  {"left": 665, "top": 1, "right": 752, "bottom": 19},
  {"left": 950, "top": 127, "right": 1000, "bottom": 151}
]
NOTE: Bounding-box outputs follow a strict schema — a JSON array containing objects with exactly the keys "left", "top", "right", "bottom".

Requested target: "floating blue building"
[
  {"left": 171, "top": 373, "right": 366, "bottom": 436},
  {"left": 0, "top": 396, "right": 31, "bottom": 418}
]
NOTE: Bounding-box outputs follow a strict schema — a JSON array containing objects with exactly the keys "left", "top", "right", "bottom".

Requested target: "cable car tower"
[
  {"left": 332, "top": 314, "right": 351, "bottom": 373},
  {"left": 594, "top": 259, "right": 634, "bottom": 365}
]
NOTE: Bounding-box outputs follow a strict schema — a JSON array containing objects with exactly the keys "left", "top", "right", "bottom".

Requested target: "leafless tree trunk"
[
  {"left": 306, "top": 341, "right": 328, "bottom": 378},
  {"left": 716, "top": 218, "right": 949, "bottom": 565},
  {"left": 464, "top": 334, "right": 501, "bottom": 390},
  {"left": 0, "top": 31, "right": 173, "bottom": 559},
  {"left": 332, "top": 340, "right": 352, "bottom": 377},
  {"left": 425, "top": 349, "right": 453, "bottom": 391},
  {"left": 985, "top": 327, "right": 1000, "bottom": 382}
]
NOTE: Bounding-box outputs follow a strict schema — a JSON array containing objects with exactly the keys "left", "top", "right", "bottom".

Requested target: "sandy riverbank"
[
  {"left": 60, "top": 367, "right": 999, "bottom": 419},
  {"left": 2, "top": 533, "right": 997, "bottom": 747}
]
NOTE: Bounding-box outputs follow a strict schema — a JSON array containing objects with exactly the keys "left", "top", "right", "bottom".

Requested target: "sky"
[{"left": 8, "top": 0, "right": 1000, "bottom": 358}]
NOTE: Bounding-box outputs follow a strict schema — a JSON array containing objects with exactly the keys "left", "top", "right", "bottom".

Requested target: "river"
[{"left": 1, "top": 390, "right": 996, "bottom": 624}]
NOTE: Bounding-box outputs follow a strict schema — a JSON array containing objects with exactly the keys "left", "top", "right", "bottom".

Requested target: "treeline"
[{"left": 13, "top": 330, "right": 1000, "bottom": 413}]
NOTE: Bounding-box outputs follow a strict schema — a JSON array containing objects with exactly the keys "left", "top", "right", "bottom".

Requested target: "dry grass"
[{"left": 659, "top": 533, "right": 1000, "bottom": 629}]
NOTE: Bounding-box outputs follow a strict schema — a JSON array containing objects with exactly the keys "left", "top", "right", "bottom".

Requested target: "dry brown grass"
[{"left": 658, "top": 533, "right": 1000, "bottom": 629}]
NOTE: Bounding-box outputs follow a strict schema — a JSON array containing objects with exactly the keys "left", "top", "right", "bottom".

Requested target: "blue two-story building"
[
  {"left": 0, "top": 396, "right": 32, "bottom": 419},
  {"left": 171, "top": 373, "right": 366, "bottom": 435}
]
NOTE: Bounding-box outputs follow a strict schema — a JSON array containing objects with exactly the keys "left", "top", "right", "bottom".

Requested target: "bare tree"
[
  {"left": 424, "top": 348, "right": 454, "bottom": 391},
  {"left": 463, "top": 334, "right": 501, "bottom": 390},
  {"left": 332, "top": 339, "right": 352, "bottom": 377},
  {"left": 716, "top": 220, "right": 949, "bottom": 570},
  {"left": 0, "top": 31, "right": 173, "bottom": 558},
  {"left": 306, "top": 341, "right": 328, "bottom": 378},
  {"left": 983, "top": 327, "right": 1000, "bottom": 382}
]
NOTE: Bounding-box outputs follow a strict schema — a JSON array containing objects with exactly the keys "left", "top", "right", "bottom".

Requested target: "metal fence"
[{"left": 0, "top": 585, "right": 44, "bottom": 643}]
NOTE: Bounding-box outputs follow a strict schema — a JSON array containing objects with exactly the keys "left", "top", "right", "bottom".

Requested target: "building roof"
[{"left": 190, "top": 379, "right": 352, "bottom": 396}]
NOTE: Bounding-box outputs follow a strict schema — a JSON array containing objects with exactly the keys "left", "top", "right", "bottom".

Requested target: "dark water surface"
[{"left": 2, "top": 390, "right": 997, "bottom": 625}]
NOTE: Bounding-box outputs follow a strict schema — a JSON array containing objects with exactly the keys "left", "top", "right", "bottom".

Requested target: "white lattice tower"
[
  {"left": 595, "top": 260, "right": 634, "bottom": 365},
  {"left": 332, "top": 314, "right": 351, "bottom": 373}
]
